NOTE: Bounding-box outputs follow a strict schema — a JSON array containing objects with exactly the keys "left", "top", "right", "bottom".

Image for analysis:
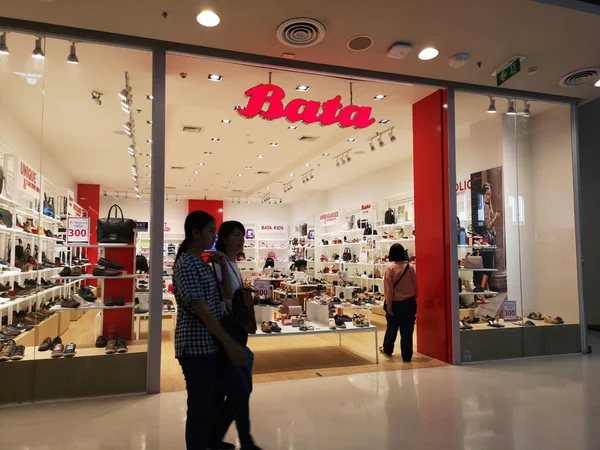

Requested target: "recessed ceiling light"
[
  {"left": 595, "top": 79, "right": 600, "bottom": 87},
  {"left": 147, "top": 120, "right": 153, "bottom": 124},
  {"left": 304, "top": 163, "right": 311, "bottom": 167},
  {"left": 245, "top": 165, "right": 252, "bottom": 169},
  {"left": 211, "top": 137, "right": 220, "bottom": 142},
  {"left": 208, "top": 74, "right": 222, "bottom": 81},
  {"left": 146, "top": 165, "right": 151, "bottom": 168},
  {"left": 189, "top": 178, "right": 195, "bottom": 182},
  {"left": 266, "top": 186, "right": 270, "bottom": 190},
  {"left": 257, "top": 155, "right": 264, "bottom": 159},
  {"left": 288, "top": 126, "right": 297, "bottom": 130},
  {"left": 347, "top": 138, "right": 356, "bottom": 142},
  {"left": 289, "top": 173, "right": 294, "bottom": 176},
  {"left": 198, "top": 162, "right": 205, "bottom": 166},
  {"left": 373, "top": 94, "right": 386, "bottom": 100},
  {"left": 237, "top": 173, "right": 243, "bottom": 177},
  {"left": 221, "top": 119, "right": 231, "bottom": 123},
  {"left": 146, "top": 153, "right": 152, "bottom": 157},
  {"left": 296, "top": 85, "right": 310, "bottom": 91},
  {"left": 418, "top": 47, "right": 439, "bottom": 60},
  {"left": 269, "top": 142, "right": 278, "bottom": 147},
  {"left": 146, "top": 95, "right": 153, "bottom": 100},
  {"left": 147, "top": 139, "right": 153, "bottom": 143},
  {"left": 193, "top": 171, "right": 199, "bottom": 174},
  {"left": 379, "top": 119, "right": 390, "bottom": 124},
  {"left": 204, "top": 152, "right": 212, "bottom": 155},
  {"left": 146, "top": 181, "right": 151, "bottom": 184},
  {"left": 197, "top": 10, "right": 221, "bottom": 27},
  {"left": 322, "top": 153, "right": 330, "bottom": 156}
]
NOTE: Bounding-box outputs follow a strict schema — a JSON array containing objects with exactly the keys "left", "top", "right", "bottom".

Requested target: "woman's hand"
[
  {"left": 213, "top": 251, "right": 227, "bottom": 266},
  {"left": 494, "top": 211, "right": 501, "bottom": 219}
]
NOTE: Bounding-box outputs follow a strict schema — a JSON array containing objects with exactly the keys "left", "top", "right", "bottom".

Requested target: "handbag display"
[
  {"left": 288, "top": 305, "right": 302, "bottom": 316},
  {"left": 385, "top": 208, "right": 395, "bottom": 225},
  {"left": 342, "top": 247, "right": 352, "bottom": 262},
  {"left": 0, "top": 207, "right": 13, "bottom": 228},
  {"left": 96, "top": 204, "right": 135, "bottom": 244},
  {"left": 463, "top": 251, "right": 484, "bottom": 269}
]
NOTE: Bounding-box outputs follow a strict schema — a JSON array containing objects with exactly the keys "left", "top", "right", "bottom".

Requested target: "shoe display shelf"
[
  {"left": 251, "top": 300, "right": 380, "bottom": 364},
  {"left": 256, "top": 223, "right": 289, "bottom": 268},
  {"left": 239, "top": 222, "right": 259, "bottom": 273},
  {"left": 310, "top": 300, "right": 376, "bottom": 325}
]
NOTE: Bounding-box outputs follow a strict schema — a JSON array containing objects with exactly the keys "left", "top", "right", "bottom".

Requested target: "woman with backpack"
[{"left": 380, "top": 243, "right": 418, "bottom": 362}]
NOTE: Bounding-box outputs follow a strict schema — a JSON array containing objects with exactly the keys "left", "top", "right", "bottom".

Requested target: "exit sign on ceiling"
[{"left": 496, "top": 58, "right": 521, "bottom": 86}]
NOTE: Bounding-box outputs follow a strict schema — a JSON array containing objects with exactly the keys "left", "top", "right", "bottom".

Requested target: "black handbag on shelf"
[
  {"left": 15, "top": 239, "right": 25, "bottom": 261},
  {"left": 96, "top": 204, "right": 135, "bottom": 243},
  {"left": 385, "top": 208, "right": 395, "bottom": 225},
  {"left": 342, "top": 247, "right": 352, "bottom": 262}
]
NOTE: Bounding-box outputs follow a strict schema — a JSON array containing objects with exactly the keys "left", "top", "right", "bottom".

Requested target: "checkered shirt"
[{"left": 173, "top": 252, "right": 226, "bottom": 357}]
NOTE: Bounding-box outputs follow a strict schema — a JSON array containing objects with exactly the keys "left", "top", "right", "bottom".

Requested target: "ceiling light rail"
[
  {"left": 301, "top": 169, "right": 315, "bottom": 183},
  {"left": 334, "top": 150, "right": 352, "bottom": 167},
  {"left": 366, "top": 127, "right": 396, "bottom": 151}
]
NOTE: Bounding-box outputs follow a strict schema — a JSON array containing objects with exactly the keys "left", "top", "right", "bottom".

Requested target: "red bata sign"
[{"left": 237, "top": 84, "right": 376, "bottom": 129}]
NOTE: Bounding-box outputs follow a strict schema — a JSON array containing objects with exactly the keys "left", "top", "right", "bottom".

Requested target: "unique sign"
[
  {"left": 253, "top": 279, "right": 270, "bottom": 297},
  {"left": 456, "top": 179, "right": 472, "bottom": 193},
  {"left": 260, "top": 224, "right": 285, "bottom": 233},
  {"left": 67, "top": 217, "right": 90, "bottom": 245},
  {"left": 496, "top": 58, "right": 521, "bottom": 86},
  {"left": 319, "top": 210, "right": 340, "bottom": 226},
  {"left": 17, "top": 159, "right": 40, "bottom": 198},
  {"left": 237, "top": 84, "right": 376, "bottom": 129},
  {"left": 503, "top": 300, "right": 518, "bottom": 321}
]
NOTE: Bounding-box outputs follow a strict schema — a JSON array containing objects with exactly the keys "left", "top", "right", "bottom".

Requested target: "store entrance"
[{"left": 157, "top": 54, "right": 451, "bottom": 391}]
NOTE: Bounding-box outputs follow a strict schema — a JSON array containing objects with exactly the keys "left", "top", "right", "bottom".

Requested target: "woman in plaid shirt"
[{"left": 173, "top": 211, "right": 249, "bottom": 450}]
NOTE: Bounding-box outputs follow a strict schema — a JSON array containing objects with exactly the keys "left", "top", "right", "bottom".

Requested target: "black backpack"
[
  {"left": 136, "top": 254, "right": 149, "bottom": 273},
  {"left": 385, "top": 208, "right": 395, "bottom": 224}
]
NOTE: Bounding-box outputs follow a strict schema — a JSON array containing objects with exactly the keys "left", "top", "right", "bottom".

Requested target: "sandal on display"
[
  {"left": 527, "top": 312, "right": 544, "bottom": 320},
  {"left": 352, "top": 314, "right": 364, "bottom": 327},
  {"left": 544, "top": 315, "right": 564, "bottom": 325},
  {"left": 487, "top": 319, "right": 505, "bottom": 328}
]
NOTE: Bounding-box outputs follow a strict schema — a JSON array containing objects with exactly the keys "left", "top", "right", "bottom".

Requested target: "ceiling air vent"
[
  {"left": 276, "top": 18, "right": 326, "bottom": 48},
  {"left": 170, "top": 166, "right": 185, "bottom": 170},
  {"left": 255, "top": 171, "right": 271, "bottom": 175},
  {"left": 166, "top": 186, "right": 176, "bottom": 190},
  {"left": 347, "top": 35, "right": 374, "bottom": 52},
  {"left": 232, "top": 189, "right": 243, "bottom": 192},
  {"left": 182, "top": 125, "right": 203, "bottom": 133},
  {"left": 559, "top": 68, "right": 600, "bottom": 87},
  {"left": 298, "top": 136, "right": 319, "bottom": 142}
]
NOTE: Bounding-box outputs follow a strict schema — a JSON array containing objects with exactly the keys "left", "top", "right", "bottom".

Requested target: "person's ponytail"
[{"left": 175, "top": 210, "right": 216, "bottom": 263}]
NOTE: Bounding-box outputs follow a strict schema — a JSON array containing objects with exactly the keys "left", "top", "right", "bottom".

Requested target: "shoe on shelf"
[
  {"left": 76, "top": 286, "right": 97, "bottom": 302},
  {"left": 92, "top": 265, "right": 122, "bottom": 277},
  {"left": 49, "top": 336, "right": 62, "bottom": 350},
  {"left": 329, "top": 319, "right": 336, "bottom": 330},
  {"left": 135, "top": 306, "right": 149, "bottom": 314},
  {"left": 10, "top": 345, "right": 25, "bottom": 360},
  {"left": 0, "top": 340, "right": 15, "bottom": 361},
  {"left": 51, "top": 343, "right": 65, "bottom": 358},
  {"left": 105, "top": 336, "right": 117, "bottom": 354},
  {"left": 334, "top": 316, "right": 347, "bottom": 329},
  {"left": 95, "top": 336, "right": 107, "bottom": 348},
  {"left": 70, "top": 266, "right": 83, "bottom": 277},
  {"left": 38, "top": 337, "right": 52, "bottom": 351},
  {"left": 60, "top": 297, "right": 80, "bottom": 309},
  {"left": 104, "top": 296, "right": 115, "bottom": 307},
  {"left": 116, "top": 336, "right": 128, "bottom": 353},
  {"left": 98, "top": 258, "right": 125, "bottom": 271},
  {"left": 63, "top": 343, "right": 76, "bottom": 357},
  {"left": 260, "top": 322, "right": 272, "bottom": 333},
  {"left": 115, "top": 296, "right": 125, "bottom": 306},
  {"left": 269, "top": 321, "right": 281, "bottom": 333}
]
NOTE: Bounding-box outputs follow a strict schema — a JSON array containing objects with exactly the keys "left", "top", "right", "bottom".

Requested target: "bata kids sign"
[
  {"left": 17, "top": 159, "right": 40, "bottom": 197},
  {"left": 260, "top": 224, "right": 285, "bottom": 233},
  {"left": 236, "top": 84, "right": 376, "bottom": 129}
]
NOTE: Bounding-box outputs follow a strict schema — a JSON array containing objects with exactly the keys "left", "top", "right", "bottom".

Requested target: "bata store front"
[{"left": 0, "top": 27, "right": 586, "bottom": 405}]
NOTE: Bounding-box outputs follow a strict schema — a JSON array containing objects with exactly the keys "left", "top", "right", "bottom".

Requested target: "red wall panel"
[
  {"left": 188, "top": 200, "right": 224, "bottom": 228},
  {"left": 413, "top": 90, "right": 452, "bottom": 363},
  {"left": 77, "top": 184, "right": 100, "bottom": 265}
]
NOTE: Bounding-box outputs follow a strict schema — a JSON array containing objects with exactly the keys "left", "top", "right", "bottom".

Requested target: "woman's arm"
[
  {"left": 384, "top": 267, "right": 394, "bottom": 311},
  {"left": 213, "top": 252, "right": 234, "bottom": 300},
  {"left": 484, "top": 204, "right": 494, "bottom": 229}
]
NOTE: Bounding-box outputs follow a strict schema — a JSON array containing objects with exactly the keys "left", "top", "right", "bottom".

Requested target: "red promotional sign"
[{"left": 237, "top": 84, "right": 376, "bottom": 129}]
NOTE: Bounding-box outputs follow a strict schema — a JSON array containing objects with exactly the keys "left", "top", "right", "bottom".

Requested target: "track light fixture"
[
  {"left": 507, "top": 99, "right": 516, "bottom": 116},
  {"left": 523, "top": 101, "right": 531, "bottom": 118},
  {"left": 32, "top": 37, "right": 44, "bottom": 59},
  {"left": 103, "top": 191, "right": 107, "bottom": 197},
  {"left": 389, "top": 127, "right": 397, "bottom": 143},
  {"left": 369, "top": 140, "right": 376, "bottom": 152},
  {"left": 487, "top": 97, "right": 497, "bottom": 114},
  {"left": 378, "top": 134, "right": 385, "bottom": 148},
  {"left": 0, "top": 33, "right": 9, "bottom": 55},
  {"left": 128, "top": 144, "right": 136, "bottom": 156},
  {"left": 67, "top": 42, "right": 79, "bottom": 64},
  {"left": 334, "top": 150, "right": 352, "bottom": 167},
  {"left": 91, "top": 91, "right": 102, "bottom": 106},
  {"left": 283, "top": 182, "right": 294, "bottom": 193},
  {"left": 301, "top": 169, "right": 314, "bottom": 183}
]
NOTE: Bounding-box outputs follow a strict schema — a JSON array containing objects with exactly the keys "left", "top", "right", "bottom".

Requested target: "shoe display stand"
[
  {"left": 132, "top": 274, "right": 177, "bottom": 340},
  {"left": 239, "top": 222, "right": 259, "bottom": 274},
  {"left": 289, "top": 220, "right": 315, "bottom": 276},
  {"left": 307, "top": 300, "right": 374, "bottom": 325},
  {"left": 256, "top": 223, "right": 289, "bottom": 268}
]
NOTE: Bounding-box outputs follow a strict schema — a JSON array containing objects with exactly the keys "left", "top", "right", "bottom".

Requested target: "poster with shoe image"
[{"left": 469, "top": 166, "right": 508, "bottom": 316}]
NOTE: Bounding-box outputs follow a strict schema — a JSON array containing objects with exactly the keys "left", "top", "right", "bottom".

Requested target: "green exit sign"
[{"left": 496, "top": 58, "right": 521, "bottom": 86}]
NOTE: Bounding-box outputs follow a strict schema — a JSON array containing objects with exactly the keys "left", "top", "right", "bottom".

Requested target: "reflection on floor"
[{"left": 1, "top": 332, "right": 597, "bottom": 450}]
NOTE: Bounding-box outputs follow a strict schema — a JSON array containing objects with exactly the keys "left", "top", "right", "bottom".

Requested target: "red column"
[
  {"left": 188, "top": 200, "right": 224, "bottom": 228},
  {"left": 77, "top": 184, "right": 100, "bottom": 265},
  {"left": 412, "top": 90, "right": 452, "bottom": 363}
]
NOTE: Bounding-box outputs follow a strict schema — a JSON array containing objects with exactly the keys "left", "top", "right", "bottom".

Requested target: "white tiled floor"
[{"left": 0, "top": 333, "right": 599, "bottom": 450}]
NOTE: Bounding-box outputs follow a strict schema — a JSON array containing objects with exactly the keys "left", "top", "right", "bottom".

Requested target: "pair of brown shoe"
[{"left": 60, "top": 297, "right": 80, "bottom": 309}]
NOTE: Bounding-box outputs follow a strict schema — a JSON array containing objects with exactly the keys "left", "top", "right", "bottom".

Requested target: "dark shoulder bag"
[
  {"left": 96, "top": 204, "right": 135, "bottom": 244},
  {"left": 210, "top": 262, "right": 249, "bottom": 346}
]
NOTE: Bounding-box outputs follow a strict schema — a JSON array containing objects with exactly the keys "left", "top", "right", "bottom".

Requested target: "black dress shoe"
[{"left": 98, "top": 258, "right": 125, "bottom": 270}]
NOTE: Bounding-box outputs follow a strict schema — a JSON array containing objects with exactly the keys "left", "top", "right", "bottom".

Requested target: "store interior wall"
[
  {"left": 0, "top": 102, "right": 76, "bottom": 192},
  {"left": 577, "top": 97, "right": 600, "bottom": 329}
]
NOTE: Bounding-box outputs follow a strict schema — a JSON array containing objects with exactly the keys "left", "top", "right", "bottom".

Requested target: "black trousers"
[{"left": 383, "top": 297, "right": 417, "bottom": 361}]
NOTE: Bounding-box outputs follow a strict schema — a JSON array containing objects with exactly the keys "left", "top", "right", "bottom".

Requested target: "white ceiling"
[
  {"left": 1, "top": 0, "right": 600, "bottom": 100},
  {"left": 0, "top": 31, "right": 569, "bottom": 202}
]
